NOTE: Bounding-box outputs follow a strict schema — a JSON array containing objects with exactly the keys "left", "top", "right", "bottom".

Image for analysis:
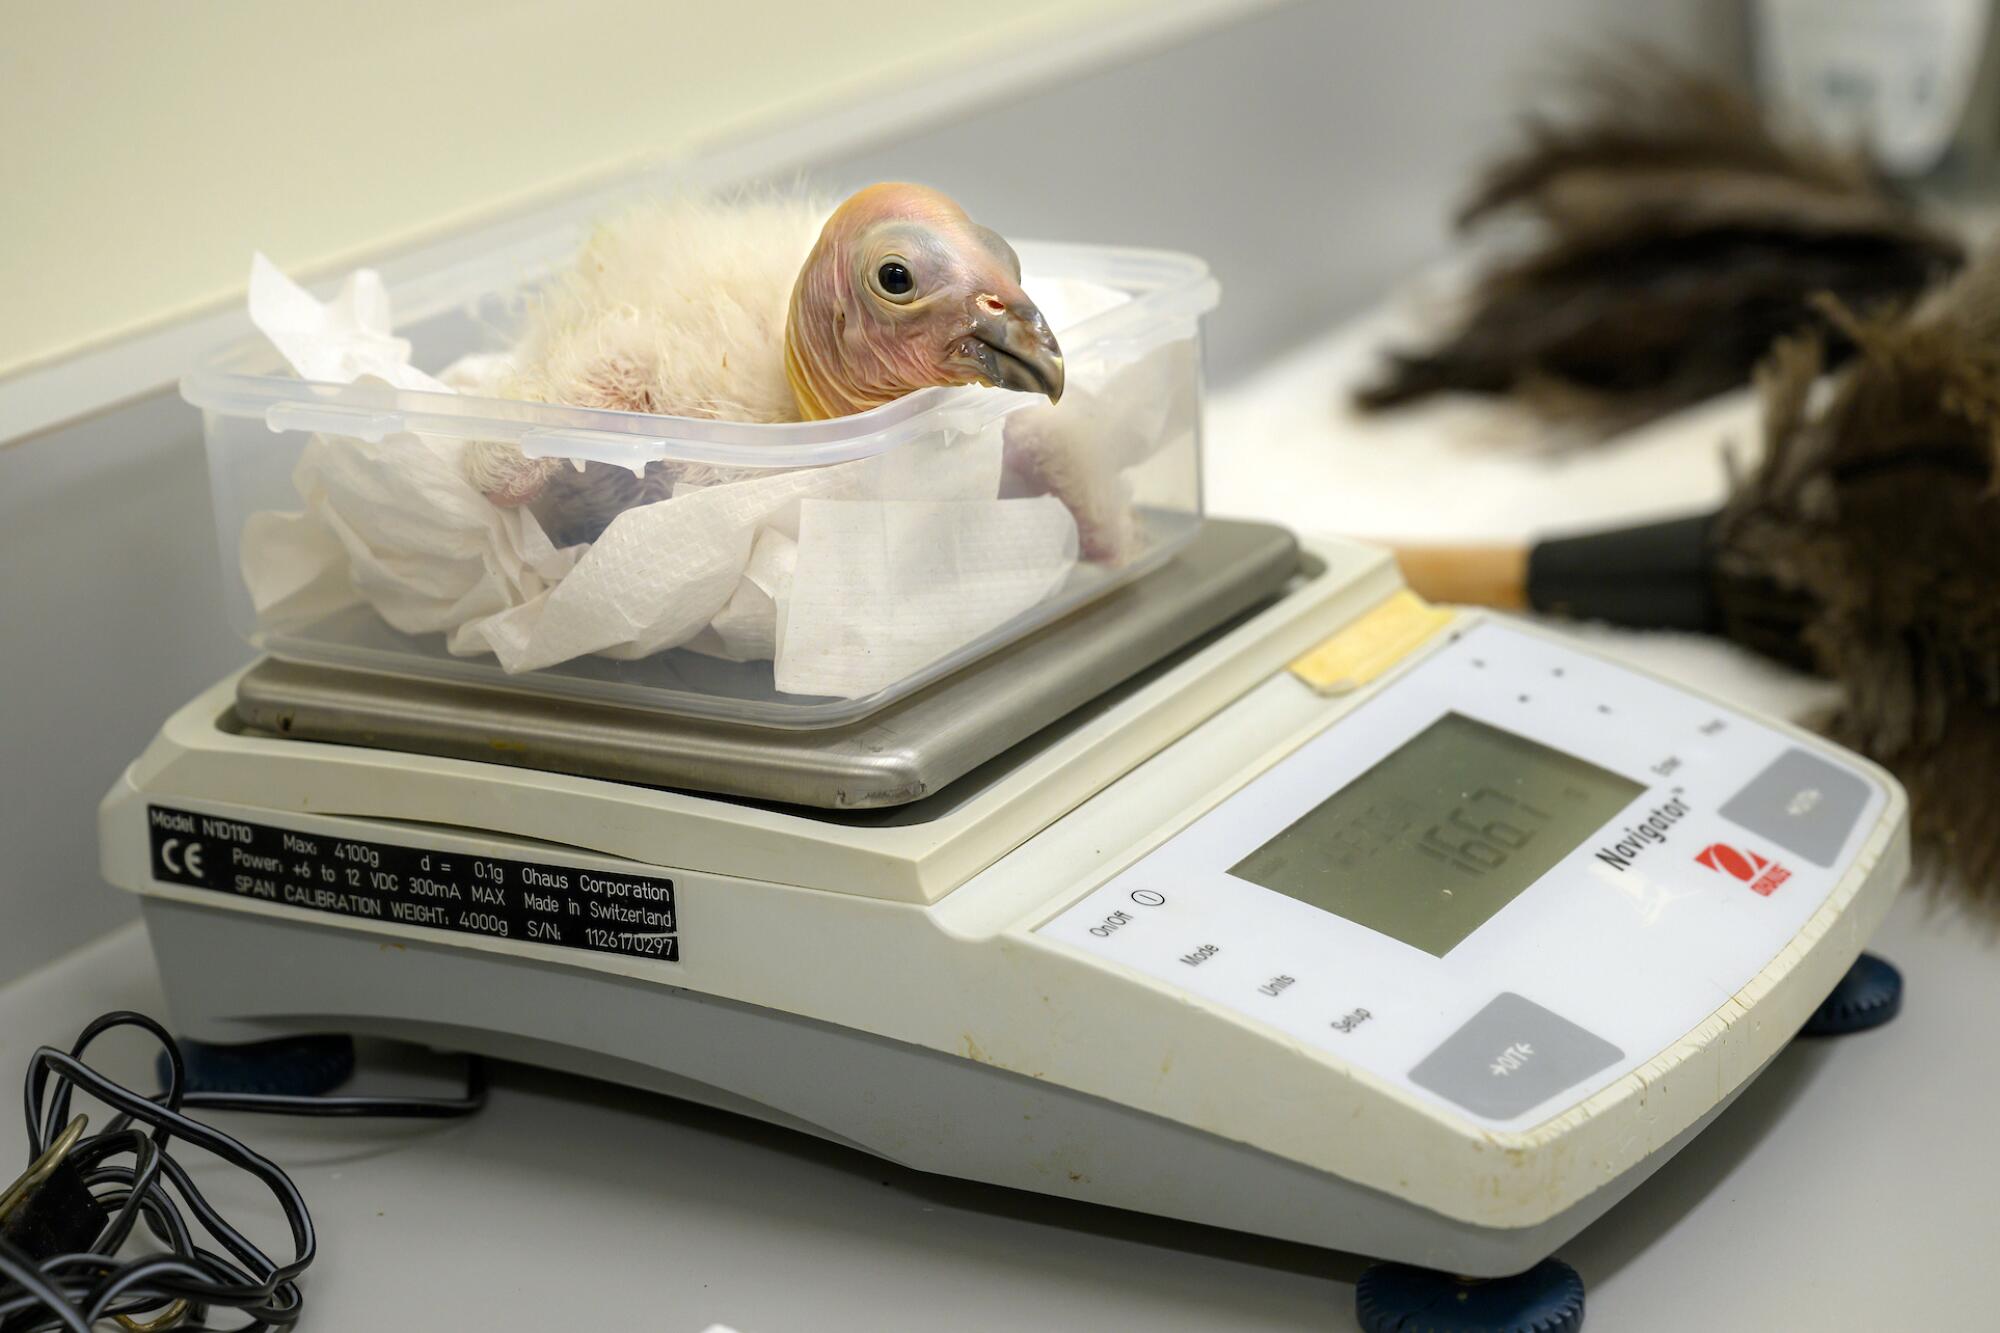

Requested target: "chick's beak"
[{"left": 965, "top": 295, "right": 1064, "bottom": 404}]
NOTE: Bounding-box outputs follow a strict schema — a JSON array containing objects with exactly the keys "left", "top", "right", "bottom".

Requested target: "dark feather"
[
  {"left": 1356, "top": 54, "right": 1964, "bottom": 432},
  {"left": 1714, "top": 251, "right": 2000, "bottom": 900}
]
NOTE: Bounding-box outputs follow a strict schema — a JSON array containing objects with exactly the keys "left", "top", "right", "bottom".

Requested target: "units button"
[{"left": 1408, "top": 993, "right": 1623, "bottom": 1121}]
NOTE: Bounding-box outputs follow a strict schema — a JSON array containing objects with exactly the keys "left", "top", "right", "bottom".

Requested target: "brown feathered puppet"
[
  {"left": 1393, "top": 249, "right": 2000, "bottom": 903},
  {"left": 1714, "top": 253, "right": 2000, "bottom": 900},
  {"left": 1355, "top": 56, "right": 1965, "bottom": 433}
]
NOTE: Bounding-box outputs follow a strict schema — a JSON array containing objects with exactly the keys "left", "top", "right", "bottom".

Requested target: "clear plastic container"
[{"left": 184, "top": 239, "right": 1217, "bottom": 728}]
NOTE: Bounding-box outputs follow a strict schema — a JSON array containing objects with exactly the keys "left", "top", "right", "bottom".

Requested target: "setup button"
[{"left": 1409, "top": 993, "right": 1623, "bottom": 1121}]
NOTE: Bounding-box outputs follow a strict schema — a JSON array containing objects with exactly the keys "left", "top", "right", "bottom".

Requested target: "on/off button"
[{"left": 1130, "top": 890, "right": 1166, "bottom": 907}]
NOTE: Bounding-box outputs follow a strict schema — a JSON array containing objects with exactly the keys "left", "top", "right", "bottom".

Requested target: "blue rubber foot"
[
  {"left": 159, "top": 1033, "right": 357, "bottom": 1097},
  {"left": 1356, "top": 1256, "right": 1584, "bottom": 1333},
  {"left": 1800, "top": 952, "right": 1903, "bottom": 1037}
]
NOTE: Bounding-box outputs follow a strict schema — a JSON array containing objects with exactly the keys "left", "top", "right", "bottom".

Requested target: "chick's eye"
[{"left": 876, "top": 260, "right": 915, "bottom": 298}]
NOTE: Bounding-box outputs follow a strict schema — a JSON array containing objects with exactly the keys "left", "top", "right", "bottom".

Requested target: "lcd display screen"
[{"left": 1229, "top": 713, "right": 1644, "bottom": 956}]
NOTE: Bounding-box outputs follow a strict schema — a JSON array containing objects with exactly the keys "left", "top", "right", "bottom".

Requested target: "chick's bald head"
[{"left": 785, "top": 183, "right": 1065, "bottom": 420}]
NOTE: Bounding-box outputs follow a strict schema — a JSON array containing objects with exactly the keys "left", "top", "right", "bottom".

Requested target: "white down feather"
[
  {"left": 505, "top": 192, "right": 830, "bottom": 422},
  {"left": 464, "top": 193, "right": 832, "bottom": 544}
]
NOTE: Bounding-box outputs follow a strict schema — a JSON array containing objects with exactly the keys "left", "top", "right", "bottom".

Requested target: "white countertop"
[{"left": 5, "top": 308, "right": 1996, "bottom": 1330}]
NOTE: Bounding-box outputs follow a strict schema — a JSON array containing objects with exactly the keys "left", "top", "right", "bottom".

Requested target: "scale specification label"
[{"left": 146, "top": 805, "right": 679, "bottom": 962}]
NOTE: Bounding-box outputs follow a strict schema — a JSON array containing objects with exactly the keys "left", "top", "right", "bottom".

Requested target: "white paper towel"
[
  {"left": 247, "top": 254, "right": 447, "bottom": 393},
  {"left": 778, "top": 496, "right": 1081, "bottom": 698},
  {"left": 238, "top": 257, "right": 1103, "bottom": 699}
]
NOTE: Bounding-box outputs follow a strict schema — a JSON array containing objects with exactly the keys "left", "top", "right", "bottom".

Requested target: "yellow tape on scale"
[{"left": 1288, "top": 590, "right": 1454, "bottom": 695}]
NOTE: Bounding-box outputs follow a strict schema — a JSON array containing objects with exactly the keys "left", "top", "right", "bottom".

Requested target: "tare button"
[{"left": 1408, "top": 993, "right": 1624, "bottom": 1121}]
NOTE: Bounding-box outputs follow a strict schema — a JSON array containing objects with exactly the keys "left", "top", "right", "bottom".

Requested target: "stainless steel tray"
[{"left": 234, "top": 519, "right": 1300, "bottom": 809}]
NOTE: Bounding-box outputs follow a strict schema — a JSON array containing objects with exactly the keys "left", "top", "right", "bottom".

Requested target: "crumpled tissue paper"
[{"left": 237, "top": 254, "right": 1104, "bottom": 699}]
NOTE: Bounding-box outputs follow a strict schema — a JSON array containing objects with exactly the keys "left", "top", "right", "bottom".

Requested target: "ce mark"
[{"left": 160, "top": 839, "right": 206, "bottom": 878}]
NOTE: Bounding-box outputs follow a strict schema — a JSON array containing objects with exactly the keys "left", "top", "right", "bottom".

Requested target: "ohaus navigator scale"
[{"left": 98, "top": 522, "right": 1908, "bottom": 1276}]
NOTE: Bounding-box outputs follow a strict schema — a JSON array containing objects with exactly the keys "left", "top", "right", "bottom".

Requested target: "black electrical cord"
[{"left": 0, "top": 1011, "right": 484, "bottom": 1331}]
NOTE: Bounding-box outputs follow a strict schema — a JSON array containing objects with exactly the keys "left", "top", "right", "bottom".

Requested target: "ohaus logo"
[{"left": 1694, "top": 843, "right": 1791, "bottom": 897}]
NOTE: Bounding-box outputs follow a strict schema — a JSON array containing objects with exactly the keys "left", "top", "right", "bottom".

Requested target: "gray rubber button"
[
  {"left": 1717, "top": 748, "right": 1870, "bottom": 868},
  {"left": 1409, "top": 992, "right": 1623, "bottom": 1121}
]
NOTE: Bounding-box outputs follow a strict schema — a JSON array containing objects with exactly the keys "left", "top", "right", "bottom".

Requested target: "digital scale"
[{"left": 96, "top": 520, "right": 1908, "bottom": 1295}]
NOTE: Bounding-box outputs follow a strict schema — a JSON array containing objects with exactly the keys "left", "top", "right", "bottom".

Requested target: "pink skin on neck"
[{"left": 784, "top": 184, "right": 1030, "bottom": 421}]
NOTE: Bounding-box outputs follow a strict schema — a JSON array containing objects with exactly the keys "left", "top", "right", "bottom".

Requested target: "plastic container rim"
[{"left": 181, "top": 241, "right": 1220, "bottom": 471}]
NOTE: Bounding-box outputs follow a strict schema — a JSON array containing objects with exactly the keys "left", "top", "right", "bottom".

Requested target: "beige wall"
[{"left": 0, "top": 0, "right": 1159, "bottom": 379}]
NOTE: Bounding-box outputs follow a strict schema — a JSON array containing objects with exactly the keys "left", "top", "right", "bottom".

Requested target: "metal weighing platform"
[{"left": 232, "top": 519, "right": 1302, "bottom": 808}]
